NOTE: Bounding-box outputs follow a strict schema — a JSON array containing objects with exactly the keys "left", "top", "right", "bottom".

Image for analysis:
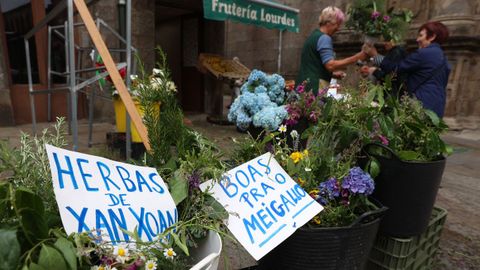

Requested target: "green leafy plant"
[{"left": 346, "top": 0, "right": 413, "bottom": 42}]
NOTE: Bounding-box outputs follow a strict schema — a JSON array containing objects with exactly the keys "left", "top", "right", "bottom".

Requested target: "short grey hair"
[{"left": 319, "top": 6, "right": 345, "bottom": 26}]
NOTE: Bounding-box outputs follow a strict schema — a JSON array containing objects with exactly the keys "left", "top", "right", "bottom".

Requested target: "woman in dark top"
[{"left": 365, "top": 21, "right": 451, "bottom": 117}]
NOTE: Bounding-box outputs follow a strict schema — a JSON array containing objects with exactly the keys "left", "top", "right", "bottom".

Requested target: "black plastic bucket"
[
  {"left": 257, "top": 206, "right": 387, "bottom": 270},
  {"left": 362, "top": 143, "right": 446, "bottom": 237}
]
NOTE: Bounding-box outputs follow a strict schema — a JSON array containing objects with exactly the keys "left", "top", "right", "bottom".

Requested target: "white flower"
[
  {"left": 145, "top": 260, "right": 158, "bottom": 270},
  {"left": 150, "top": 77, "right": 162, "bottom": 89},
  {"left": 130, "top": 74, "right": 138, "bottom": 81},
  {"left": 371, "top": 101, "right": 379, "bottom": 107},
  {"left": 305, "top": 167, "right": 312, "bottom": 172},
  {"left": 152, "top": 68, "right": 163, "bottom": 76},
  {"left": 166, "top": 81, "right": 177, "bottom": 92},
  {"left": 163, "top": 248, "right": 176, "bottom": 260},
  {"left": 290, "top": 130, "right": 299, "bottom": 139},
  {"left": 130, "top": 90, "right": 139, "bottom": 97},
  {"left": 90, "top": 266, "right": 111, "bottom": 270},
  {"left": 278, "top": 124, "right": 287, "bottom": 133},
  {"left": 113, "top": 244, "right": 130, "bottom": 263}
]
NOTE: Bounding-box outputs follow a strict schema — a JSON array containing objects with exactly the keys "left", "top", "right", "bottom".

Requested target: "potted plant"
[
  {"left": 358, "top": 83, "right": 452, "bottom": 237},
  {"left": 228, "top": 69, "right": 288, "bottom": 139},
  {"left": 230, "top": 92, "right": 387, "bottom": 269},
  {"left": 112, "top": 52, "right": 174, "bottom": 143},
  {"left": 346, "top": 0, "right": 413, "bottom": 43}
]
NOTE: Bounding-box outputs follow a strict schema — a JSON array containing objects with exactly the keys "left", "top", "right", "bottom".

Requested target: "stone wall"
[{"left": 225, "top": 0, "right": 480, "bottom": 130}]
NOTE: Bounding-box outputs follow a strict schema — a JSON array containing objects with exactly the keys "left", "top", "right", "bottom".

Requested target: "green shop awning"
[{"left": 203, "top": 0, "right": 299, "bottom": 33}]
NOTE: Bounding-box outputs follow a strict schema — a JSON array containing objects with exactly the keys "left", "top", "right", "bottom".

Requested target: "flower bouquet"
[
  {"left": 228, "top": 69, "right": 287, "bottom": 138},
  {"left": 283, "top": 81, "right": 327, "bottom": 149},
  {"left": 346, "top": 0, "right": 413, "bottom": 43}
]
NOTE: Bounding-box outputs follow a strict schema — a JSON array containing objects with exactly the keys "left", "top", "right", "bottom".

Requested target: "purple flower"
[
  {"left": 377, "top": 134, "right": 389, "bottom": 145},
  {"left": 125, "top": 263, "right": 138, "bottom": 270},
  {"left": 188, "top": 170, "right": 201, "bottom": 192},
  {"left": 296, "top": 83, "right": 305, "bottom": 94},
  {"left": 309, "top": 111, "right": 319, "bottom": 123},
  {"left": 318, "top": 177, "right": 340, "bottom": 205},
  {"left": 341, "top": 167, "right": 375, "bottom": 195},
  {"left": 383, "top": 15, "right": 391, "bottom": 22},
  {"left": 304, "top": 92, "right": 316, "bottom": 107},
  {"left": 100, "top": 256, "right": 114, "bottom": 265},
  {"left": 371, "top": 11, "right": 381, "bottom": 19}
]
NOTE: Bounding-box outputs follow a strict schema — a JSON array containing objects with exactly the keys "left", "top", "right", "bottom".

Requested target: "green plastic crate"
[{"left": 366, "top": 206, "right": 447, "bottom": 270}]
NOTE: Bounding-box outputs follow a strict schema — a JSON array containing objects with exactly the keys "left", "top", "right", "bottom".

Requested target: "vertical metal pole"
[
  {"left": 25, "top": 38, "right": 37, "bottom": 135},
  {"left": 68, "top": 0, "right": 78, "bottom": 150},
  {"left": 125, "top": 0, "right": 132, "bottom": 159},
  {"left": 64, "top": 21, "right": 72, "bottom": 135},
  {"left": 277, "top": 29, "right": 283, "bottom": 74},
  {"left": 47, "top": 26, "right": 52, "bottom": 122},
  {"left": 88, "top": 19, "right": 102, "bottom": 147}
]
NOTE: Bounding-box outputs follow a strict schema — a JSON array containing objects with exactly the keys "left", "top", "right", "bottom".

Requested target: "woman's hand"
[
  {"left": 359, "top": 66, "right": 377, "bottom": 77},
  {"left": 362, "top": 43, "right": 378, "bottom": 57},
  {"left": 332, "top": 71, "right": 347, "bottom": 79}
]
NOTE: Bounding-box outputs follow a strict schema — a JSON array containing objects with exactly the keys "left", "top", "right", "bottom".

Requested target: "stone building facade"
[{"left": 0, "top": 0, "right": 478, "bottom": 130}]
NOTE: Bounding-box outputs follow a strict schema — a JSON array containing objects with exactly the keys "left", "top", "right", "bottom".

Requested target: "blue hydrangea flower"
[
  {"left": 229, "top": 69, "right": 287, "bottom": 130},
  {"left": 248, "top": 69, "right": 267, "bottom": 84},
  {"left": 254, "top": 85, "right": 267, "bottom": 94},
  {"left": 252, "top": 105, "right": 287, "bottom": 131},
  {"left": 341, "top": 167, "right": 375, "bottom": 195}
]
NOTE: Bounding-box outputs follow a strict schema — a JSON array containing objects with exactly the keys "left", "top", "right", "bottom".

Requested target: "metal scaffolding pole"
[
  {"left": 67, "top": 0, "right": 79, "bottom": 150},
  {"left": 125, "top": 0, "right": 132, "bottom": 159}
]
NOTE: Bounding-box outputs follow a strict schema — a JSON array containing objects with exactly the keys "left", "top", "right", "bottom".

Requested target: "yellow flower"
[
  {"left": 303, "top": 150, "right": 309, "bottom": 157},
  {"left": 309, "top": 189, "right": 319, "bottom": 198},
  {"left": 312, "top": 216, "right": 321, "bottom": 225},
  {"left": 290, "top": 151, "right": 303, "bottom": 163},
  {"left": 297, "top": 178, "right": 305, "bottom": 186}
]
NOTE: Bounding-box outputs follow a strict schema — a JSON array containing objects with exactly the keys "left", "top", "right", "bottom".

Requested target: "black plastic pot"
[
  {"left": 257, "top": 206, "right": 388, "bottom": 270},
  {"left": 362, "top": 143, "right": 446, "bottom": 237}
]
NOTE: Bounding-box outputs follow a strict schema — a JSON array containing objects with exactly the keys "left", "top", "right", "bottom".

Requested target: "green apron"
[{"left": 296, "top": 29, "right": 332, "bottom": 94}]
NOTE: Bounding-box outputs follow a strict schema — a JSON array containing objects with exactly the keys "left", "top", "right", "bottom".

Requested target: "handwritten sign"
[
  {"left": 45, "top": 144, "right": 177, "bottom": 243},
  {"left": 200, "top": 153, "right": 323, "bottom": 260}
]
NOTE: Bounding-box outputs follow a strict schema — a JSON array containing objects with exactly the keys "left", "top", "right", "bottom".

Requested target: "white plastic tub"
[{"left": 190, "top": 230, "right": 223, "bottom": 270}]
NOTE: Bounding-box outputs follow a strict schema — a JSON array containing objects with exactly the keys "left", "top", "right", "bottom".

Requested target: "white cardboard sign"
[
  {"left": 45, "top": 144, "right": 177, "bottom": 243},
  {"left": 200, "top": 153, "right": 323, "bottom": 260}
]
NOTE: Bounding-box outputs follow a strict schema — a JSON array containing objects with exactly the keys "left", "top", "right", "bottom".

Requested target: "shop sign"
[{"left": 203, "top": 0, "right": 299, "bottom": 33}]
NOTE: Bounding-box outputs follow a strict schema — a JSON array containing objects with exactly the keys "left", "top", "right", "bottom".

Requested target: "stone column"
[{"left": 428, "top": 0, "right": 480, "bottom": 129}]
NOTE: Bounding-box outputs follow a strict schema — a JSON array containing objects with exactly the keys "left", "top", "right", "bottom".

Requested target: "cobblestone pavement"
[{"left": 1, "top": 115, "right": 478, "bottom": 269}]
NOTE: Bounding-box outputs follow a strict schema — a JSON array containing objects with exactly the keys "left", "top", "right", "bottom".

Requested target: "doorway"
[{"left": 155, "top": 1, "right": 205, "bottom": 112}]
